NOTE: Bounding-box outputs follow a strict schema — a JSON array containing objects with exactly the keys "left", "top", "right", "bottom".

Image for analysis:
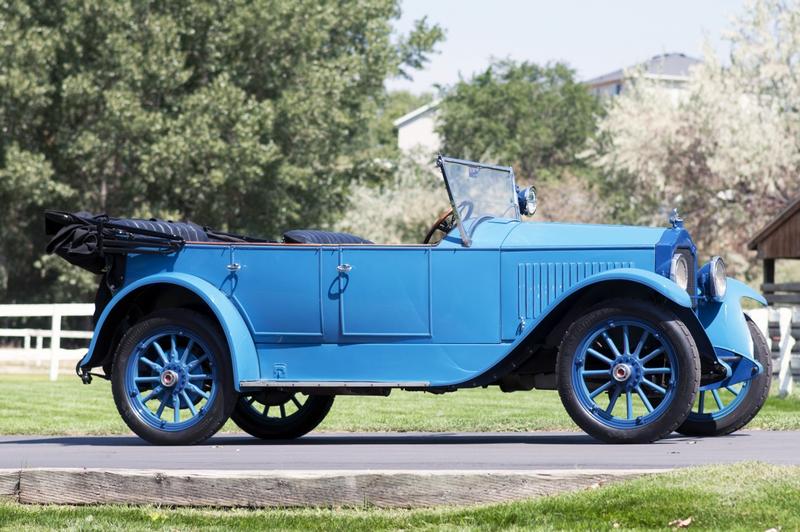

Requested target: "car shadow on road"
[{"left": 0, "top": 431, "right": 744, "bottom": 447}]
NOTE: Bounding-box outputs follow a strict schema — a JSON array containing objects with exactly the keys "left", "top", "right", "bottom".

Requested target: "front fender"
[
  {"left": 695, "top": 278, "right": 765, "bottom": 386},
  {"left": 562, "top": 268, "right": 693, "bottom": 309},
  {"left": 81, "top": 273, "right": 258, "bottom": 390}
]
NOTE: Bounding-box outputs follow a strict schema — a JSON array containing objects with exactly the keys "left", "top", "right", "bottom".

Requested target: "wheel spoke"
[
  {"left": 640, "top": 347, "right": 664, "bottom": 364},
  {"left": 622, "top": 326, "right": 630, "bottom": 355},
  {"left": 135, "top": 376, "right": 161, "bottom": 383},
  {"left": 643, "top": 367, "right": 671, "bottom": 375},
  {"left": 247, "top": 396, "right": 257, "bottom": 405},
  {"left": 589, "top": 380, "right": 614, "bottom": 399},
  {"left": 180, "top": 339, "right": 195, "bottom": 364},
  {"left": 582, "top": 369, "right": 612, "bottom": 377},
  {"left": 155, "top": 396, "right": 167, "bottom": 419},
  {"left": 279, "top": 404, "right": 287, "bottom": 418},
  {"left": 187, "top": 354, "right": 209, "bottom": 370},
  {"left": 153, "top": 342, "right": 170, "bottom": 365},
  {"left": 262, "top": 404, "right": 270, "bottom": 417},
  {"left": 606, "top": 387, "right": 621, "bottom": 414},
  {"left": 626, "top": 391, "right": 633, "bottom": 420},
  {"left": 698, "top": 391, "right": 705, "bottom": 414},
  {"left": 142, "top": 385, "right": 164, "bottom": 403},
  {"left": 139, "top": 358, "right": 162, "bottom": 372},
  {"left": 587, "top": 348, "right": 614, "bottom": 366},
  {"left": 170, "top": 335, "right": 178, "bottom": 361},
  {"left": 290, "top": 395, "right": 302, "bottom": 409},
  {"left": 640, "top": 378, "right": 666, "bottom": 395},
  {"left": 173, "top": 394, "right": 180, "bottom": 423},
  {"left": 185, "top": 382, "right": 209, "bottom": 399},
  {"left": 632, "top": 330, "right": 650, "bottom": 358},
  {"left": 601, "top": 332, "right": 622, "bottom": 358},
  {"left": 188, "top": 373, "right": 212, "bottom": 381},
  {"left": 636, "top": 385, "right": 654, "bottom": 412},
  {"left": 725, "top": 386, "right": 740, "bottom": 397},
  {"left": 711, "top": 389, "right": 724, "bottom": 410},
  {"left": 181, "top": 391, "right": 197, "bottom": 416}
]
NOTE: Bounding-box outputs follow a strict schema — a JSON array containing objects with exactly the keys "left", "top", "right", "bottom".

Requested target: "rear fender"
[{"left": 81, "top": 273, "right": 258, "bottom": 390}]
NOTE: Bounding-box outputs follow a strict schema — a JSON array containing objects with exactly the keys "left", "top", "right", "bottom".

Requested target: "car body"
[{"left": 48, "top": 156, "right": 770, "bottom": 444}]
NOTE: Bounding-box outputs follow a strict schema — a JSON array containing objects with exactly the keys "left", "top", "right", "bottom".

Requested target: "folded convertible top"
[{"left": 44, "top": 210, "right": 266, "bottom": 275}]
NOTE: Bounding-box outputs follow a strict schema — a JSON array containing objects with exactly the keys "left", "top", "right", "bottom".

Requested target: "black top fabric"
[{"left": 283, "top": 229, "right": 373, "bottom": 245}]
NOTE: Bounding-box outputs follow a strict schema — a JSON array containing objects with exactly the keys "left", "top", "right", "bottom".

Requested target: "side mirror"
[{"left": 518, "top": 186, "right": 537, "bottom": 216}]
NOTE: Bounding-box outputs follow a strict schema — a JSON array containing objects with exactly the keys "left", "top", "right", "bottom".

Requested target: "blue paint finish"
[
  {"left": 654, "top": 227, "right": 697, "bottom": 279},
  {"left": 231, "top": 247, "right": 324, "bottom": 341},
  {"left": 83, "top": 271, "right": 259, "bottom": 390},
  {"left": 339, "top": 247, "right": 432, "bottom": 337}
]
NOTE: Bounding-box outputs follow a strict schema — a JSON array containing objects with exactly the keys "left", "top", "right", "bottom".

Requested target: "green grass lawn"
[
  {"left": 1, "top": 463, "right": 798, "bottom": 530},
  {"left": 0, "top": 374, "right": 798, "bottom": 435}
]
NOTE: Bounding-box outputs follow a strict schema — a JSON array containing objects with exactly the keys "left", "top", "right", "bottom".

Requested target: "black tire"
[
  {"left": 231, "top": 391, "right": 334, "bottom": 439},
  {"left": 676, "top": 315, "right": 772, "bottom": 437},
  {"left": 557, "top": 298, "right": 700, "bottom": 444},
  {"left": 111, "top": 309, "right": 236, "bottom": 445}
]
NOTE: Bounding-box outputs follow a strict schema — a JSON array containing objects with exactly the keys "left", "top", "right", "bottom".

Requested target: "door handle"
[{"left": 337, "top": 264, "right": 352, "bottom": 274}]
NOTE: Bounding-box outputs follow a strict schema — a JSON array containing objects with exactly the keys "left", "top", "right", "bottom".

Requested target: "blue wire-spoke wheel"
[
  {"left": 111, "top": 309, "right": 234, "bottom": 445},
  {"left": 688, "top": 381, "right": 749, "bottom": 422},
  {"left": 573, "top": 319, "right": 678, "bottom": 429},
  {"left": 677, "top": 315, "right": 773, "bottom": 437},
  {"left": 557, "top": 299, "right": 700, "bottom": 444},
  {"left": 125, "top": 329, "right": 217, "bottom": 431},
  {"left": 231, "top": 391, "right": 335, "bottom": 440}
]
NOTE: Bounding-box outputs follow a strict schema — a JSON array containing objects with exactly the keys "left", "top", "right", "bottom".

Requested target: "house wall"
[{"left": 397, "top": 109, "right": 441, "bottom": 155}]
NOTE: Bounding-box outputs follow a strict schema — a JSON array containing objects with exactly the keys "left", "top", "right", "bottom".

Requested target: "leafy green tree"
[
  {"left": 0, "top": 0, "right": 442, "bottom": 302},
  {"left": 438, "top": 60, "right": 600, "bottom": 181}
]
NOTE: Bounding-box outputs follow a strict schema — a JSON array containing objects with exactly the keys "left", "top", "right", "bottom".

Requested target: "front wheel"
[
  {"left": 111, "top": 309, "right": 236, "bottom": 445},
  {"left": 676, "top": 315, "right": 772, "bottom": 437},
  {"left": 231, "top": 391, "right": 334, "bottom": 439},
  {"left": 557, "top": 299, "right": 700, "bottom": 444}
]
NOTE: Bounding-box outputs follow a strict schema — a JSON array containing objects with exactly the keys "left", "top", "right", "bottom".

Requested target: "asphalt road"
[{"left": 2, "top": 431, "right": 798, "bottom": 471}]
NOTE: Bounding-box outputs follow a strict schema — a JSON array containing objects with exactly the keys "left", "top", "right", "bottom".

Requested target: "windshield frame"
[{"left": 436, "top": 155, "right": 519, "bottom": 247}]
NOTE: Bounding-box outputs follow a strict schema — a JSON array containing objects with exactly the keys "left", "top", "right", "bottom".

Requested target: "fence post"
[
  {"left": 49, "top": 310, "right": 62, "bottom": 382},
  {"left": 776, "top": 307, "right": 795, "bottom": 398}
]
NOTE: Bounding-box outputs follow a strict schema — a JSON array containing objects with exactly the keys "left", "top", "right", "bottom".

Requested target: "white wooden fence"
[
  {"left": 0, "top": 304, "right": 94, "bottom": 381},
  {"left": 0, "top": 303, "right": 796, "bottom": 393}
]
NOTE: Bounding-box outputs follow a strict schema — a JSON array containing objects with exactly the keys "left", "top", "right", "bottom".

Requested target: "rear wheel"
[
  {"left": 557, "top": 299, "right": 700, "bottom": 444},
  {"left": 231, "top": 391, "right": 334, "bottom": 439},
  {"left": 676, "top": 316, "right": 772, "bottom": 436},
  {"left": 111, "top": 309, "right": 235, "bottom": 445}
]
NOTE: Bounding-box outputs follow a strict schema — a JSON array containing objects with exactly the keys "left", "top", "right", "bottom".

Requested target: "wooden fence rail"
[{"left": 0, "top": 304, "right": 94, "bottom": 381}]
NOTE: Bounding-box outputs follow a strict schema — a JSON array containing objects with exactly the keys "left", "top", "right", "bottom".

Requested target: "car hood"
[{"left": 500, "top": 221, "right": 668, "bottom": 249}]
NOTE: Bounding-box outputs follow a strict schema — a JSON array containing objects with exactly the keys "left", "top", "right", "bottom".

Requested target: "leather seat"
[{"left": 283, "top": 229, "right": 373, "bottom": 245}]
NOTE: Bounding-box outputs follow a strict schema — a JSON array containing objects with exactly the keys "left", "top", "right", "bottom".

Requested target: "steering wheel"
[
  {"left": 423, "top": 208, "right": 455, "bottom": 244},
  {"left": 422, "top": 201, "right": 474, "bottom": 244}
]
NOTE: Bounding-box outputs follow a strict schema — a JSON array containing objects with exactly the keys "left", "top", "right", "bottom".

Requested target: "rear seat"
[{"left": 283, "top": 230, "right": 373, "bottom": 245}]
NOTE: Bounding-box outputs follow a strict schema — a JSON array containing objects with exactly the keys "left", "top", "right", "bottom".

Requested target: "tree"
[
  {"left": 595, "top": 0, "right": 800, "bottom": 276},
  {"left": 0, "top": 0, "right": 443, "bottom": 302},
  {"left": 437, "top": 60, "right": 601, "bottom": 181}
]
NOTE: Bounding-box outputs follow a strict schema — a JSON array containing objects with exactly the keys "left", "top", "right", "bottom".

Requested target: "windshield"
[{"left": 437, "top": 156, "right": 519, "bottom": 246}]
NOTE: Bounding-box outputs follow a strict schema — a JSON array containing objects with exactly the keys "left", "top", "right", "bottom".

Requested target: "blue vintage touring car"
[{"left": 46, "top": 156, "right": 771, "bottom": 445}]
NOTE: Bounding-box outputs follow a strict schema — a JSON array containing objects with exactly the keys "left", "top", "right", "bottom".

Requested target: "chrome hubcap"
[
  {"left": 160, "top": 369, "right": 179, "bottom": 388},
  {"left": 612, "top": 363, "right": 632, "bottom": 382}
]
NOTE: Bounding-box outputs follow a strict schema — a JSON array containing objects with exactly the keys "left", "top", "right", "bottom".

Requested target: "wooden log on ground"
[{"left": 17, "top": 468, "right": 654, "bottom": 508}]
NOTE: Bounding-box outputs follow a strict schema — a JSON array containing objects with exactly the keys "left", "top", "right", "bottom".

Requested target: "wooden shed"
[{"left": 748, "top": 195, "right": 800, "bottom": 305}]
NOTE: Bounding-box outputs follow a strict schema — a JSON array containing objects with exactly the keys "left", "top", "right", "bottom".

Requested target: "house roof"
[
  {"left": 392, "top": 99, "right": 443, "bottom": 129},
  {"left": 747, "top": 195, "right": 800, "bottom": 251},
  {"left": 585, "top": 53, "right": 702, "bottom": 87}
]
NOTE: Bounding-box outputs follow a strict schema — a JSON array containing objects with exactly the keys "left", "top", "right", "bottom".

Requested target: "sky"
[{"left": 388, "top": 0, "right": 747, "bottom": 94}]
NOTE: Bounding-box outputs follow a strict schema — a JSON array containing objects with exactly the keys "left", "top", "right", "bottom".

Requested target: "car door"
[
  {"left": 231, "top": 246, "right": 324, "bottom": 342},
  {"left": 337, "top": 246, "right": 432, "bottom": 338}
]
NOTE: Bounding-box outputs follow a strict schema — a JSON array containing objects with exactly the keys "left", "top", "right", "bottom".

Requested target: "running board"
[{"left": 239, "top": 380, "right": 430, "bottom": 390}]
